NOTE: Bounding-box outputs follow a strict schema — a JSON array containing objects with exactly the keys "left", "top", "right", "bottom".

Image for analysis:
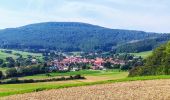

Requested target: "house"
[
  {"left": 109, "top": 59, "right": 125, "bottom": 65},
  {"left": 92, "top": 58, "right": 105, "bottom": 70},
  {"left": 71, "top": 67, "right": 79, "bottom": 71},
  {"left": 31, "top": 59, "right": 37, "bottom": 64}
]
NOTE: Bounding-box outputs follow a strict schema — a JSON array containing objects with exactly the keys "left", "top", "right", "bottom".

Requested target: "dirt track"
[{"left": 2, "top": 79, "right": 170, "bottom": 100}]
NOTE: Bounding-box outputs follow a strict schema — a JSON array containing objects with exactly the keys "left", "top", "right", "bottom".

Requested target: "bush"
[
  {"left": 0, "top": 71, "right": 3, "bottom": 79},
  {"left": 5, "top": 78, "right": 19, "bottom": 84},
  {"left": 74, "top": 74, "right": 81, "bottom": 79},
  {"left": 34, "top": 88, "right": 45, "bottom": 92},
  {"left": 5, "top": 68, "right": 18, "bottom": 77},
  {"left": 45, "top": 73, "right": 51, "bottom": 77},
  {"left": 5, "top": 65, "right": 47, "bottom": 78},
  {"left": 0, "top": 59, "right": 3, "bottom": 65},
  {"left": 21, "top": 79, "right": 34, "bottom": 83},
  {"left": 121, "top": 65, "right": 130, "bottom": 71}
]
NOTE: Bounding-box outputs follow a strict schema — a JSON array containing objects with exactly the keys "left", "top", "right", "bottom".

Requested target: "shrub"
[
  {"left": 0, "top": 71, "right": 3, "bottom": 79},
  {"left": 1, "top": 75, "right": 85, "bottom": 84},
  {"left": 74, "top": 74, "right": 85, "bottom": 79},
  {"left": 5, "top": 68, "right": 18, "bottom": 77},
  {"left": 21, "top": 79, "right": 34, "bottom": 83},
  {"left": 34, "top": 88, "right": 45, "bottom": 92},
  {"left": 5, "top": 78, "right": 19, "bottom": 84}
]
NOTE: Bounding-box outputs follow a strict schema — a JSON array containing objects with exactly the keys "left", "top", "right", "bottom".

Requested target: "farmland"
[
  {"left": 1, "top": 70, "right": 170, "bottom": 98},
  {"left": 0, "top": 70, "right": 128, "bottom": 97},
  {"left": 3, "top": 79, "right": 170, "bottom": 100},
  {"left": 21, "top": 70, "right": 126, "bottom": 80}
]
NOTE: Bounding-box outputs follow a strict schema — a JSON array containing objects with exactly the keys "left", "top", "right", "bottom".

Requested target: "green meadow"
[
  {"left": 21, "top": 69, "right": 125, "bottom": 79},
  {"left": 0, "top": 70, "right": 128, "bottom": 97},
  {"left": 131, "top": 51, "right": 152, "bottom": 58},
  {"left": 1, "top": 69, "right": 170, "bottom": 98},
  {"left": 0, "top": 49, "right": 43, "bottom": 61}
]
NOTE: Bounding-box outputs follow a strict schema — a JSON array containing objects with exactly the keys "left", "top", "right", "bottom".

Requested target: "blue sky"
[{"left": 0, "top": 0, "right": 170, "bottom": 32}]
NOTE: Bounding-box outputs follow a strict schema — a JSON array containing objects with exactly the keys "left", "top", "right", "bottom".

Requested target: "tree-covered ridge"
[
  {"left": 116, "top": 34, "right": 170, "bottom": 53},
  {"left": 0, "top": 22, "right": 167, "bottom": 52},
  {"left": 129, "top": 41, "right": 170, "bottom": 76}
]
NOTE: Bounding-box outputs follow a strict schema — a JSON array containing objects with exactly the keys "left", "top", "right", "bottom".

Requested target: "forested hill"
[
  {"left": 116, "top": 34, "right": 170, "bottom": 53},
  {"left": 0, "top": 22, "right": 168, "bottom": 52}
]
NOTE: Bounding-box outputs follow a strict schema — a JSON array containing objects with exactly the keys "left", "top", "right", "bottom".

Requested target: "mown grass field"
[
  {"left": 1, "top": 70, "right": 170, "bottom": 98},
  {"left": 131, "top": 51, "right": 152, "bottom": 58},
  {"left": 0, "top": 70, "right": 127, "bottom": 97},
  {"left": 21, "top": 70, "right": 125, "bottom": 79}
]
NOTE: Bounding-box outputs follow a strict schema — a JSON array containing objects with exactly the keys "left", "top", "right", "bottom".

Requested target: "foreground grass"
[{"left": 1, "top": 74, "right": 170, "bottom": 97}]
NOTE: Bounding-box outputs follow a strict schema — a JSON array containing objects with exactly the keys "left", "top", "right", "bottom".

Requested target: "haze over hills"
[{"left": 0, "top": 22, "right": 169, "bottom": 52}]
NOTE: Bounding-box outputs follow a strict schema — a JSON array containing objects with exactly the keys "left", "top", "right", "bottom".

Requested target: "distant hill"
[
  {"left": 129, "top": 41, "right": 170, "bottom": 76},
  {"left": 0, "top": 22, "right": 169, "bottom": 52}
]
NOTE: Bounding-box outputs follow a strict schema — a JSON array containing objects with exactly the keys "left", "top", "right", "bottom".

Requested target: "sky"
[{"left": 0, "top": 0, "right": 170, "bottom": 32}]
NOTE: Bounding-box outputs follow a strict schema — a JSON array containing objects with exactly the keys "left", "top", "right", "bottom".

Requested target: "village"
[
  {"left": 47, "top": 55, "right": 126, "bottom": 72},
  {"left": 0, "top": 49, "right": 143, "bottom": 80}
]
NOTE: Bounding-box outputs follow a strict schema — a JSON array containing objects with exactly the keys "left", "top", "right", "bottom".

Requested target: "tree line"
[{"left": 129, "top": 41, "right": 170, "bottom": 76}]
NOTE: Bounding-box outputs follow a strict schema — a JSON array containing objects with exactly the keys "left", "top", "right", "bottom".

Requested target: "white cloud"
[{"left": 0, "top": 0, "right": 170, "bottom": 32}]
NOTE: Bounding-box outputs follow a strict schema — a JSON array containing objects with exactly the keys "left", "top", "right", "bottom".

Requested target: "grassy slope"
[
  {"left": 0, "top": 49, "right": 43, "bottom": 73},
  {"left": 0, "top": 49, "right": 43, "bottom": 62},
  {"left": 131, "top": 51, "right": 152, "bottom": 58},
  {"left": 0, "top": 51, "right": 17, "bottom": 60},
  {"left": 1, "top": 70, "right": 170, "bottom": 97}
]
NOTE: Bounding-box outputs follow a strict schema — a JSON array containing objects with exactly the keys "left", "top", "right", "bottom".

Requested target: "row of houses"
[{"left": 47, "top": 56, "right": 126, "bottom": 71}]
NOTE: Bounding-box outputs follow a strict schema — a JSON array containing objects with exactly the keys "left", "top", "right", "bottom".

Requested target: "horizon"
[
  {"left": 0, "top": 0, "right": 170, "bottom": 33},
  {"left": 0, "top": 21, "right": 168, "bottom": 33}
]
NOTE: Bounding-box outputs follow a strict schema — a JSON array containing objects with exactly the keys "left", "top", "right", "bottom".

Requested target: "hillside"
[
  {"left": 129, "top": 41, "right": 170, "bottom": 76},
  {"left": 116, "top": 34, "right": 170, "bottom": 53},
  {"left": 0, "top": 49, "right": 42, "bottom": 60},
  {"left": 0, "top": 22, "right": 168, "bottom": 52},
  {"left": 131, "top": 51, "right": 152, "bottom": 58}
]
